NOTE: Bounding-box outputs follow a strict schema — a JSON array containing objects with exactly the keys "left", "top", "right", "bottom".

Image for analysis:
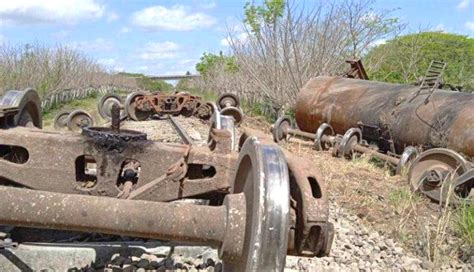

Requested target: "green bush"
[
  {"left": 195, "top": 52, "right": 238, "bottom": 77},
  {"left": 117, "top": 72, "right": 173, "bottom": 92},
  {"left": 366, "top": 32, "right": 474, "bottom": 91}
]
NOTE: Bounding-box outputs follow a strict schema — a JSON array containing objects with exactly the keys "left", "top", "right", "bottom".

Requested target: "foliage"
[
  {"left": 365, "top": 32, "right": 474, "bottom": 91},
  {"left": 139, "top": 77, "right": 173, "bottom": 92},
  {"left": 455, "top": 202, "right": 474, "bottom": 246},
  {"left": 342, "top": 2, "right": 401, "bottom": 58},
  {"left": 388, "top": 189, "right": 421, "bottom": 214},
  {"left": 244, "top": 0, "right": 285, "bottom": 34},
  {"left": 118, "top": 72, "right": 173, "bottom": 92},
  {"left": 0, "top": 43, "right": 137, "bottom": 96},
  {"left": 195, "top": 52, "right": 238, "bottom": 77},
  {"left": 195, "top": 0, "right": 401, "bottom": 116}
]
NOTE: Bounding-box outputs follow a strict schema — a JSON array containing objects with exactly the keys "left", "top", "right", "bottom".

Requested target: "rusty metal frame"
[
  {"left": 344, "top": 59, "right": 368, "bottom": 80},
  {"left": 0, "top": 127, "right": 236, "bottom": 202},
  {"left": 135, "top": 92, "right": 210, "bottom": 118}
]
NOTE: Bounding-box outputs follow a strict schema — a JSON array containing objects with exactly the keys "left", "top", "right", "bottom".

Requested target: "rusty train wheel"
[
  {"left": 125, "top": 92, "right": 151, "bottom": 121},
  {"left": 194, "top": 102, "right": 215, "bottom": 121},
  {"left": 217, "top": 93, "right": 240, "bottom": 110},
  {"left": 314, "top": 123, "right": 335, "bottom": 151},
  {"left": 272, "top": 116, "right": 291, "bottom": 143},
  {"left": 408, "top": 148, "right": 470, "bottom": 204},
  {"left": 338, "top": 128, "right": 362, "bottom": 158},
  {"left": 66, "top": 110, "right": 94, "bottom": 132},
  {"left": 53, "top": 110, "right": 71, "bottom": 130},
  {"left": 222, "top": 137, "right": 290, "bottom": 271},
  {"left": 396, "top": 146, "right": 419, "bottom": 176},
  {"left": 0, "top": 88, "right": 42, "bottom": 128},
  {"left": 220, "top": 106, "right": 244, "bottom": 126},
  {"left": 98, "top": 93, "right": 127, "bottom": 121}
]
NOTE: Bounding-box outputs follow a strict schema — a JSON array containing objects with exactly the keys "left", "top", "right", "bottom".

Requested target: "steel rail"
[{"left": 168, "top": 115, "right": 194, "bottom": 145}]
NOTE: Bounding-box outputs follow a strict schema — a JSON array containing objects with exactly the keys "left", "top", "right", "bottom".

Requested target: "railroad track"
[{"left": 168, "top": 115, "right": 194, "bottom": 145}]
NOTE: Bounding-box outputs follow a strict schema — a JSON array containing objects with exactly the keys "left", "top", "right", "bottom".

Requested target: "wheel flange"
[
  {"left": 272, "top": 116, "right": 292, "bottom": 143},
  {"left": 222, "top": 137, "right": 290, "bottom": 271}
]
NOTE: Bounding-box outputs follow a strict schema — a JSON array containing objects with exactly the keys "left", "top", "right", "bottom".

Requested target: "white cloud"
[
  {"left": 0, "top": 34, "right": 5, "bottom": 44},
  {"left": 140, "top": 42, "right": 180, "bottom": 60},
  {"left": 120, "top": 27, "right": 131, "bottom": 34},
  {"left": 98, "top": 58, "right": 127, "bottom": 73},
  {"left": 431, "top": 23, "right": 446, "bottom": 32},
  {"left": 52, "top": 30, "right": 71, "bottom": 39},
  {"left": 201, "top": 1, "right": 217, "bottom": 9},
  {"left": 113, "top": 66, "right": 125, "bottom": 72},
  {"left": 466, "top": 21, "right": 474, "bottom": 31},
  {"left": 178, "top": 58, "right": 198, "bottom": 66},
  {"left": 221, "top": 32, "right": 248, "bottom": 47},
  {"left": 136, "top": 66, "right": 149, "bottom": 72},
  {"left": 220, "top": 38, "right": 228, "bottom": 46},
  {"left": 106, "top": 11, "right": 119, "bottom": 22},
  {"left": 0, "top": 0, "right": 104, "bottom": 25},
  {"left": 372, "top": 39, "right": 387, "bottom": 47},
  {"left": 164, "top": 70, "right": 186, "bottom": 75},
  {"left": 72, "top": 38, "right": 115, "bottom": 52},
  {"left": 131, "top": 5, "right": 216, "bottom": 31},
  {"left": 457, "top": 0, "right": 470, "bottom": 10},
  {"left": 98, "top": 58, "right": 117, "bottom": 67}
]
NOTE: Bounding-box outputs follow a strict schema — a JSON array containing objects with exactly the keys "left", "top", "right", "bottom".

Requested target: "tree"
[
  {"left": 365, "top": 32, "right": 474, "bottom": 91},
  {"left": 244, "top": 0, "right": 285, "bottom": 34},
  {"left": 193, "top": 52, "right": 240, "bottom": 94},
  {"left": 195, "top": 52, "right": 238, "bottom": 77},
  {"left": 118, "top": 72, "right": 173, "bottom": 92},
  {"left": 225, "top": 0, "right": 400, "bottom": 108},
  {"left": 193, "top": 0, "right": 401, "bottom": 116}
]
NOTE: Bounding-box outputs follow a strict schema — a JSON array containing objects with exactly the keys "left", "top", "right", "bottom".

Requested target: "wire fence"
[{"left": 41, "top": 85, "right": 141, "bottom": 111}]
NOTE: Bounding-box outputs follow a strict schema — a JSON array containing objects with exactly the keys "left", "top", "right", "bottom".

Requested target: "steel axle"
[
  {"left": 273, "top": 117, "right": 416, "bottom": 174},
  {"left": 0, "top": 186, "right": 244, "bottom": 256}
]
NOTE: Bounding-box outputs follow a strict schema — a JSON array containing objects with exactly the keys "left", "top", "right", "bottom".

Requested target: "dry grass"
[
  {"left": 243, "top": 117, "right": 470, "bottom": 266},
  {"left": 0, "top": 43, "right": 137, "bottom": 96}
]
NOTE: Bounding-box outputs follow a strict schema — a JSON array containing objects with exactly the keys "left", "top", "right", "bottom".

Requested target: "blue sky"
[{"left": 0, "top": 0, "right": 472, "bottom": 76}]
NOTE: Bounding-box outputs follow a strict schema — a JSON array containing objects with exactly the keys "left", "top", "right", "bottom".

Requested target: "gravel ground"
[
  {"left": 120, "top": 116, "right": 209, "bottom": 145},
  {"left": 287, "top": 200, "right": 472, "bottom": 272}
]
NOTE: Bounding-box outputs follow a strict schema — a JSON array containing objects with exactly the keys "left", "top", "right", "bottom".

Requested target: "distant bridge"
[{"left": 144, "top": 74, "right": 201, "bottom": 80}]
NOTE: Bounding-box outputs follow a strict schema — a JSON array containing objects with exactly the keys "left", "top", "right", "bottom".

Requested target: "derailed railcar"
[{"left": 273, "top": 74, "right": 473, "bottom": 204}]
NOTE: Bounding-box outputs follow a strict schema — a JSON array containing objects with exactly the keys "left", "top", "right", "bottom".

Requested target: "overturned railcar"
[
  {"left": 273, "top": 76, "right": 473, "bottom": 204},
  {"left": 295, "top": 76, "right": 474, "bottom": 157}
]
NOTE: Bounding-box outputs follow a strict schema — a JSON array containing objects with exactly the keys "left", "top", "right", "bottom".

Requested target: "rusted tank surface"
[{"left": 295, "top": 76, "right": 474, "bottom": 157}]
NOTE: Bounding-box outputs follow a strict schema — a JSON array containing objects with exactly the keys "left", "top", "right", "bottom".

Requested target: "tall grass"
[
  {"left": 455, "top": 202, "right": 474, "bottom": 247},
  {"left": 0, "top": 43, "right": 137, "bottom": 96}
]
